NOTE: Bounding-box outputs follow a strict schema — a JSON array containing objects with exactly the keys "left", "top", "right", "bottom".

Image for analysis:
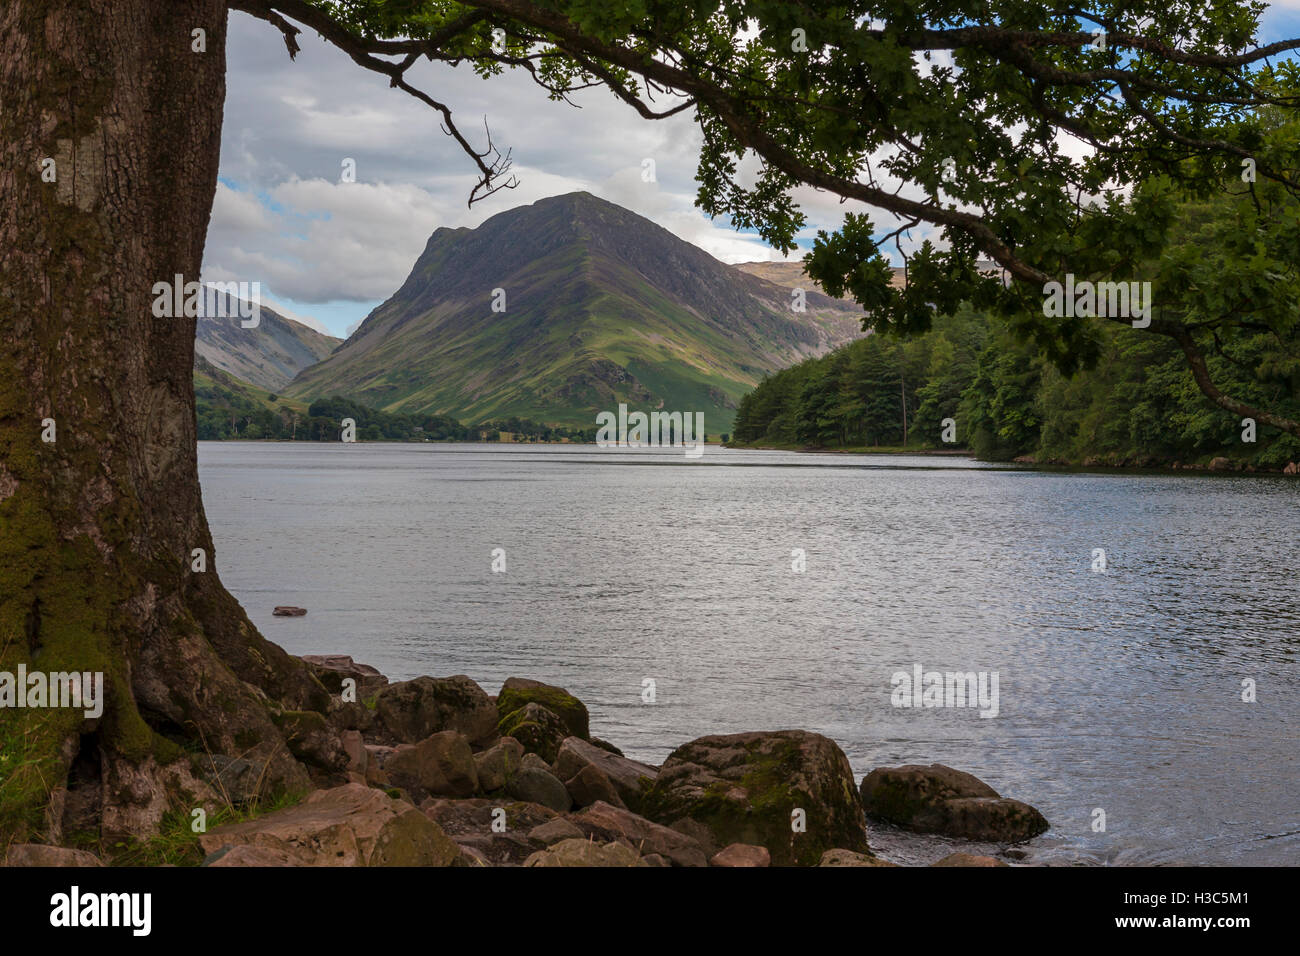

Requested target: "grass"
[{"left": 98, "top": 789, "right": 306, "bottom": 867}]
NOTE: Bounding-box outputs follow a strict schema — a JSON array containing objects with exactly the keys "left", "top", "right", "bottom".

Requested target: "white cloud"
[
  {"left": 219, "top": 3, "right": 1276, "bottom": 305},
  {"left": 210, "top": 12, "right": 807, "bottom": 307}
]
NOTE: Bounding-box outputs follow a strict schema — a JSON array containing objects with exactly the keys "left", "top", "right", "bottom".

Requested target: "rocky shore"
[{"left": 4, "top": 655, "right": 1050, "bottom": 868}]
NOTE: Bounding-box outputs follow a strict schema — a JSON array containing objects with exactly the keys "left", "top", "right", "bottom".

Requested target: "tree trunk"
[{"left": 0, "top": 0, "right": 330, "bottom": 847}]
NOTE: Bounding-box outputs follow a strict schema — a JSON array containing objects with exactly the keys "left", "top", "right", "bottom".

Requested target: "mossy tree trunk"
[{"left": 0, "top": 0, "right": 328, "bottom": 846}]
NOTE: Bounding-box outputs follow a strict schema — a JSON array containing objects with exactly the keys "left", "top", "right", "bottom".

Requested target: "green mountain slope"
[{"left": 284, "top": 192, "right": 862, "bottom": 430}]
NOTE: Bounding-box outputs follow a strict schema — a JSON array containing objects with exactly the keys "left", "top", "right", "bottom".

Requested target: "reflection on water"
[{"left": 198, "top": 442, "right": 1299, "bottom": 865}]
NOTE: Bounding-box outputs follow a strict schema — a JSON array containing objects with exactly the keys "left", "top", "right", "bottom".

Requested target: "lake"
[{"left": 198, "top": 441, "right": 1299, "bottom": 865}]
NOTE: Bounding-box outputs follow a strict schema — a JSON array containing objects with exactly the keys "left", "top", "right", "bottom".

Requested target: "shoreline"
[
  {"left": 4, "top": 660, "right": 1050, "bottom": 868},
  {"left": 725, "top": 442, "right": 1300, "bottom": 476},
  {"left": 198, "top": 437, "right": 1299, "bottom": 476}
]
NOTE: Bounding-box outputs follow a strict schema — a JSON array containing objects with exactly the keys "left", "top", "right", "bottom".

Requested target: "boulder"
[
  {"left": 198, "top": 783, "right": 459, "bottom": 866},
  {"left": 932, "top": 852, "right": 1008, "bottom": 867},
  {"left": 521, "top": 752, "right": 553, "bottom": 774},
  {"left": 553, "top": 736, "right": 658, "bottom": 810},
  {"left": 527, "top": 817, "right": 585, "bottom": 846},
  {"left": 474, "top": 737, "right": 525, "bottom": 792},
  {"left": 375, "top": 675, "right": 498, "bottom": 745},
  {"left": 572, "top": 801, "right": 709, "bottom": 867},
  {"left": 3, "top": 844, "right": 103, "bottom": 867},
  {"left": 930, "top": 797, "right": 1051, "bottom": 841},
  {"left": 1209, "top": 456, "right": 1231, "bottom": 471},
  {"left": 497, "top": 702, "right": 570, "bottom": 763},
  {"left": 565, "top": 764, "right": 625, "bottom": 809},
  {"left": 710, "top": 843, "right": 771, "bottom": 867},
  {"left": 497, "top": 677, "right": 590, "bottom": 740},
  {"left": 1285, "top": 462, "right": 1298, "bottom": 475},
  {"left": 859, "top": 764, "right": 1049, "bottom": 841},
  {"left": 300, "top": 654, "right": 389, "bottom": 698},
  {"left": 273, "top": 606, "right": 307, "bottom": 616},
  {"left": 818, "top": 848, "right": 897, "bottom": 867},
  {"left": 639, "top": 730, "right": 869, "bottom": 866},
  {"left": 383, "top": 731, "right": 479, "bottom": 799},
  {"left": 272, "top": 709, "right": 348, "bottom": 771},
  {"left": 505, "top": 767, "right": 572, "bottom": 812},
  {"left": 523, "top": 838, "right": 646, "bottom": 867}
]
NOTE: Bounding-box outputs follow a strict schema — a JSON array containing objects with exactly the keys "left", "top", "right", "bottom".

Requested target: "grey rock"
[
  {"left": 553, "top": 736, "right": 658, "bottom": 810},
  {"left": 474, "top": 736, "right": 525, "bottom": 792},
  {"left": 859, "top": 764, "right": 1049, "bottom": 841},
  {"left": 506, "top": 767, "right": 572, "bottom": 812},
  {"left": 521, "top": 752, "right": 553, "bottom": 774}
]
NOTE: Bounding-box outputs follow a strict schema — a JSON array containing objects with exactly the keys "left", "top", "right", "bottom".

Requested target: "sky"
[{"left": 206, "top": 3, "right": 1300, "bottom": 338}]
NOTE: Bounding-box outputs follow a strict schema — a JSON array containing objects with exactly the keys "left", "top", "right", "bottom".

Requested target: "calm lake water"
[{"left": 198, "top": 441, "right": 1299, "bottom": 865}]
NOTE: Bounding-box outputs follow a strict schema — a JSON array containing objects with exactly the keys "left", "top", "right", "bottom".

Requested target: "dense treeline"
[
  {"left": 739, "top": 161, "right": 1300, "bottom": 468},
  {"left": 732, "top": 307, "right": 1300, "bottom": 468},
  {"left": 196, "top": 385, "right": 596, "bottom": 443},
  {"left": 732, "top": 307, "right": 988, "bottom": 451}
]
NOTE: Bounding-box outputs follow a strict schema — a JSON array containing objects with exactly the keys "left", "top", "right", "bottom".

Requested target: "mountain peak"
[
  {"left": 480, "top": 189, "right": 642, "bottom": 233},
  {"left": 286, "top": 194, "right": 862, "bottom": 428}
]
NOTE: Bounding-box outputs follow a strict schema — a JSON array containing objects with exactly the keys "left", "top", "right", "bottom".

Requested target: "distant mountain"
[
  {"left": 195, "top": 293, "right": 340, "bottom": 391},
  {"left": 733, "top": 259, "right": 1008, "bottom": 297},
  {"left": 732, "top": 260, "right": 905, "bottom": 300},
  {"left": 284, "top": 192, "right": 863, "bottom": 430}
]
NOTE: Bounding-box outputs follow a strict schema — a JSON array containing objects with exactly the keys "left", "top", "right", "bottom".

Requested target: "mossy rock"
[
  {"left": 859, "top": 764, "right": 1049, "bottom": 841},
  {"left": 497, "top": 702, "right": 570, "bottom": 763},
  {"left": 496, "top": 678, "right": 589, "bottom": 740},
  {"left": 639, "top": 730, "right": 869, "bottom": 867}
]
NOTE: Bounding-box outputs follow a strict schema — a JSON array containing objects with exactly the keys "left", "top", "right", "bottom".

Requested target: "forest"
[
  {"left": 733, "top": 185, "right": 1300, "bottom": 469},
  {"left": 731, "top": 304, "right": 1300, "bottom": 468}
]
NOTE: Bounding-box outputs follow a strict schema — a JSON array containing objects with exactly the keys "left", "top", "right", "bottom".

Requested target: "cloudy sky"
[{"left": 206, "top": 4, "right": 1300, "bottom": 337}]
